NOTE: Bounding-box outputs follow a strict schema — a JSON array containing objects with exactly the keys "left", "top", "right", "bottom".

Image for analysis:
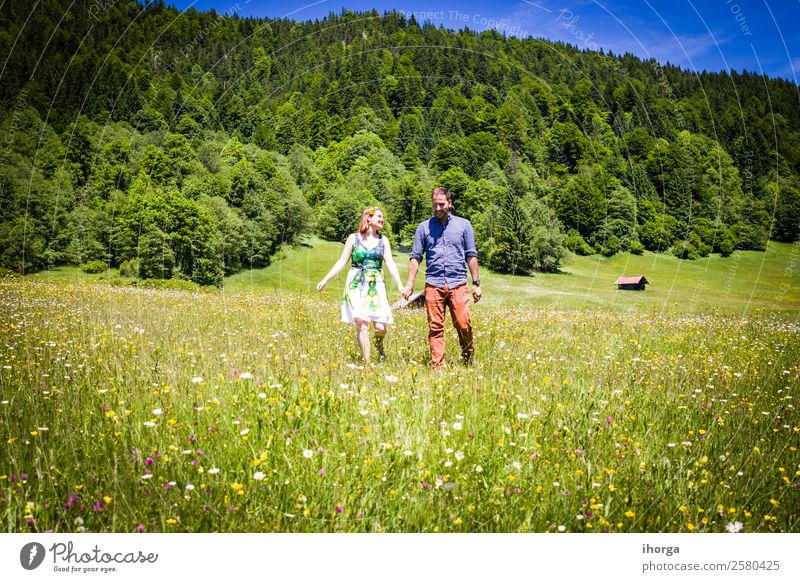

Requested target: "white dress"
[{"left": 341, "top": 235, "right": 393, "bottom": 324}]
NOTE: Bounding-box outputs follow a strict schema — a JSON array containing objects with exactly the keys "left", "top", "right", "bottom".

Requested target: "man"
[{"left": 402, "top": 187, "right": 482, "bottom": 369}]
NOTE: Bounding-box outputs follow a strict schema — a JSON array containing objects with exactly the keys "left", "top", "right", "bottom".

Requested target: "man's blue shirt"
[{"left": 410, "top": 214, "right": 477, "bottom": 288}]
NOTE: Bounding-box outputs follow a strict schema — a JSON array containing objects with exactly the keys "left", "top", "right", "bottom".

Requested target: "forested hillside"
[{"left": 1, "top": 0, "right": 799, "bottom": 284}]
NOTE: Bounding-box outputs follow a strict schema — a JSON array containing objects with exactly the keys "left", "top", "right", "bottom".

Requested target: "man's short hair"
[{"left": 432, "top": 187, "right": 452, "bottom": 201}]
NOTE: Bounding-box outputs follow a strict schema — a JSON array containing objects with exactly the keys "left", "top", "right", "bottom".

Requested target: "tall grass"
[{"left": 1, "top": 269, "right": 798, "bottom": 532}]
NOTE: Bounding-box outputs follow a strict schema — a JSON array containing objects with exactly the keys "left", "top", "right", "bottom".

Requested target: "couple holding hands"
[{"left": 317, "top": 187, "right": 482, "bottom": 369}]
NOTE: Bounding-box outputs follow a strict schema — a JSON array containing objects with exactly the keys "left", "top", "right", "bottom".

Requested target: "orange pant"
[{"left": 425, "top": 283, "right": 473, "bottom": 368}]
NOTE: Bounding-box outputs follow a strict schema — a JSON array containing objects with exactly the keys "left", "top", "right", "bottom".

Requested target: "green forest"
[{"left": 1, "top": 0, "right": 799, "bottom": 286}]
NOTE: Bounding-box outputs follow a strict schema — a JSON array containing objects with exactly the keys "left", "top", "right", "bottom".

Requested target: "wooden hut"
[{"left": 614, "top": 275, "right": 649, "bottom": 291}]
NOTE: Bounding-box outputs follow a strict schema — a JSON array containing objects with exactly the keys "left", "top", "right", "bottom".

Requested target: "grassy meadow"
[{"left": 2, "top": 241, "right": 799, "bottom": 532}]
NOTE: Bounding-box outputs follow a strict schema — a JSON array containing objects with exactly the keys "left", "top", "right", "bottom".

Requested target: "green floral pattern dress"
[{"left": 341, "top": 234, "right": 393, "bottom": 324}]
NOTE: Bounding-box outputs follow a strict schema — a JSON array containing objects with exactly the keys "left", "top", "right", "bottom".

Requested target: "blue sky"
[{"left": 169, "top": 0, "right": 800, "bottom": 82}]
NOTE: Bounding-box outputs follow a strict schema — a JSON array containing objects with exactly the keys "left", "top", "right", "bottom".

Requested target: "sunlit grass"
[
  {"left": 32, "top": 240, "right": 800, "bottom": 316},
  {"left": 1, "top": 272, "right": 798, "bottom": 533},
  {"left": 221, "top": 239, "right": 800, "bottom": 315}
]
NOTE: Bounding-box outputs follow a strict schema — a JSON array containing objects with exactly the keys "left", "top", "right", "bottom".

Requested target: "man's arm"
[
  {"left": 464, "top": 221, "right": 481, "bottom": 303},
  {"left": 403, "top": 258, "right": 419, "bottom": 300},
  {"left": 403, "top": 223, "right": 425, "bottom": 300}
]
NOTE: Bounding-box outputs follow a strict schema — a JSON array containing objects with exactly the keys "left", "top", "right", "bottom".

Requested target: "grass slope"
[
  {"left": 28, "top": 239, "right": 800, "bottom": 315},
  {"left": 223, "top": 238, "right": 800, "bottom": 316}
]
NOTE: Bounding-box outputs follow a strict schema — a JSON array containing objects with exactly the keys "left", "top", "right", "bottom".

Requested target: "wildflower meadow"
[{"left": 1, "top": 246, "right": 799, "bottom": 533}]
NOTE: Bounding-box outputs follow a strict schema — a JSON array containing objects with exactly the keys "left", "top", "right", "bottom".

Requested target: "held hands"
[{"left": 401, "top": 285, "right": 413, "bottom": 300}]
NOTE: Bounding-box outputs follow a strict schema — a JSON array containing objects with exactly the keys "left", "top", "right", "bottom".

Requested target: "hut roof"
[{"left": 614, "top": 276, "right": 649, "bottom": 285}]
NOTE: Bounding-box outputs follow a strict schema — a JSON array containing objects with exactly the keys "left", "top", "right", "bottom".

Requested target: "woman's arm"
[
  {"left": 382, "top": 237, "right": 404, "bottom": 292},
  {"left": 317, "top": 234, "right": 355, "bottom": 291}
]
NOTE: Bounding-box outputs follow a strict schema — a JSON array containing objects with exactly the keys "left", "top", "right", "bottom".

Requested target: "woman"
[{"left": 317, "top": 207, "right": 404, "bottom": 361}]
